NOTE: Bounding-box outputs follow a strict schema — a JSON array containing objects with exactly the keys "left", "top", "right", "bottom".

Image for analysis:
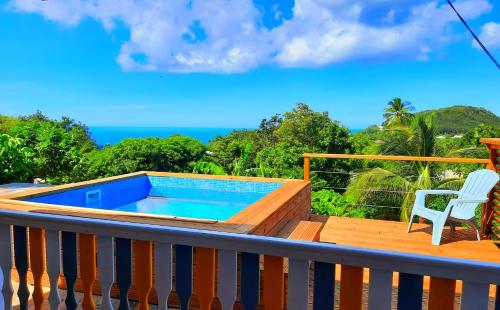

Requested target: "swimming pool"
[
  {"left": 25, "top": 175, "right": 283, "bottom": 221},
  {"left": 2, "top": 172, "right": 311, "bottom": 234}
]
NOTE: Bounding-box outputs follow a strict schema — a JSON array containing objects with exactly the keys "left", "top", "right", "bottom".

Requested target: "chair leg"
[
  {"left": 431, "top": 218, "right": 445, "bottom": 246},
  {"left": 468, "top": 220, "right": 481, "bottom": 241},
  {"left": 407, "top": 214, "right": 415, "bottom": 233}
]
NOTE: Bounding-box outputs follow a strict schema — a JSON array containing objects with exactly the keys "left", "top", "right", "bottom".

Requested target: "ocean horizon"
[{"left": 89, "top": 126, "right": 363, "bottom": 146}]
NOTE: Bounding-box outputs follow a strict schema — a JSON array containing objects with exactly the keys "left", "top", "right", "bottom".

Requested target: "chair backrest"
[{"left": 451, "top": 169, "right": 499, "bottom": 219}]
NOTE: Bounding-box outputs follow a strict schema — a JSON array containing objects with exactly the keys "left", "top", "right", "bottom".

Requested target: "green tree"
[
  {"left": 460, "top": 124, "right": 500, "bottom": 147},
  {"left": 76, "top": 136, "right": 206, "bottom": 180},
  {"left": 273, "top": 103, "right": 355, "bottom": 186},
  {"left": 8, "top": 114, "right": 96, "bottom": 184},
  {"left": 275, "top": 103, "right": 350, "bottom": 152},
  {"left": 208, "top": 130, "right": 260, "bottom": 174},
  {"left": 0, "top": 134, "right": 33, "bottom": 183},
  {"left": 205, "top": 103, "right": 355, "bottom": 187},
  {"left": 383, "top": 98, "right": 415, "bottom": 126},
  {"left": 346, "top": 115, "right": 439, "bottom": 221},
  {"left": 0, "top": 115, "right": 20, "bottom": 133}
]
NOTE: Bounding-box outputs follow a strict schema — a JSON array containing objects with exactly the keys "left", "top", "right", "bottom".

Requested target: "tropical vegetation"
[{"left": 0, "top": 101, "right": 497, "bottom": 222}]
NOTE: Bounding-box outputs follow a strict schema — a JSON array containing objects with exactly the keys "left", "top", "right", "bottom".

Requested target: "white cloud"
[
  {"left": 475, "top": 22, "right": 500, "bottom": 50},
  {"left": 6, "top": 0, "right": 494, "bottom": 72}
]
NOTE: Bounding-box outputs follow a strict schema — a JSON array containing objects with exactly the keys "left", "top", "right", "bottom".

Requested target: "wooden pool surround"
[
  {"left": 1, "top": 172, "right": 311, "bottom": 308},
  {"left": 0, "top": 171, "right": 311, "bottom": 235}
]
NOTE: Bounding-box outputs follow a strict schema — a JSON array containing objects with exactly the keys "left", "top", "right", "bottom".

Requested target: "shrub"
[{"left": 312, "top": 190, "right": 367, "bottom": 218}]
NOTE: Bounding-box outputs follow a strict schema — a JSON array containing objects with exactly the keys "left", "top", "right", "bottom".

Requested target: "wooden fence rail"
[{"left": 303, "top": 139, "right": 499, "bottom": 237}]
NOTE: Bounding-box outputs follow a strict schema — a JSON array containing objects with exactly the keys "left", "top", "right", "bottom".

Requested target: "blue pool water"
[
  {"left": 115, "top": 197, "right": 247, "bottom": 220},
  {"left": 26, "top": 176, "right": 283, "bottom": 221}
]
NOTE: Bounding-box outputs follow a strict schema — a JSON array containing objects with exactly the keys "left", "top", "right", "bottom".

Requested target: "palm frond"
[
  {"left": 192, "top": 161, "right": 227, "bottom": 175},
  {"left": 345, "top": 168, "right": 411, "bottom": 208},
  {"left": 400, "top": 164, "right": 432, "bottom": 221},
  {"left": 437, "top": 178, "right": 465, "bottom": 191}
]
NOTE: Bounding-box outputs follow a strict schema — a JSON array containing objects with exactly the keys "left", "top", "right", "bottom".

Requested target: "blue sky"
[{"left": 0, "top": 0, "right": 499, "bottom": 129}]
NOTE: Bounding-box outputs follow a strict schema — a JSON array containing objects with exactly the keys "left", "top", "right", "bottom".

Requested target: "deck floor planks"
[
  {"left": 320, "top": 216, "right": 500, "bottom": 263},
  {"left": 320, "top": 216, "right": 500, "bottom": 301}
]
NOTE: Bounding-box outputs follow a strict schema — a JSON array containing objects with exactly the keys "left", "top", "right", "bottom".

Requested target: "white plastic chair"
[{"left": 407, "top": 169, "right": 499, "bottom": 245}]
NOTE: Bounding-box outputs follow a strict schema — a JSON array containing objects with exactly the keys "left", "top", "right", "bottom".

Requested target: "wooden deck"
[
  {"left": 320, "top": 216, "right": 500, "bottom": 263},
  {"left": 319, "top": 216, "right": 500, "bottom": 305}
]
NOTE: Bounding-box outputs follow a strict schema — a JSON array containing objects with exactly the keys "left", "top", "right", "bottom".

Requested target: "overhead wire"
[{"left": 446, "top": 0, "right": 500, "bottom": 69}]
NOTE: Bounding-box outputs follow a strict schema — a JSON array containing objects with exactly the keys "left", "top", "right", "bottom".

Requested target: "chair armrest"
[
  {"left": 416, "top": 190, "right": 460, "bottom": 196},
  {"left": 414, "top": 190, "right": 461, "bottom": 209},
  {"left": 451, "top": 198, "right": 488, "bottom": 204}
]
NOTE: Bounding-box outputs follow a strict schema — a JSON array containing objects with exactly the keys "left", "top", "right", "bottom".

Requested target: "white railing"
[{"left": 0, "top": 209, "right": 499, "bottom": 309}]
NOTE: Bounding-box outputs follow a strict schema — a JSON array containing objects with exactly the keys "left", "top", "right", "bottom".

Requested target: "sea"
[
  {"left": 89, "top": 127, "right": 240, "bottom": 146},
  {"left": 89, "top": 126, "right": 363, "bottom": 146}
]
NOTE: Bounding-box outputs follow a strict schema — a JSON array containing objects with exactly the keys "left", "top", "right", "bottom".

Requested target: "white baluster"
[
  {"left": 0, "top": 224, "right": 13, "bottom": 310},
  {"left": 461, "top": 280, "right": 490, "bottom": 310},
  {"left": 368, "top": 268, "right": 393, "bottom": 309},
  {"left": 154, "top": 242, "right": 172, "bottom": 310},
  {"left": 217, "top": 250, "right": 237, "bottom": 310},
  {"left": 98, "top": 235, "right": 115, "bottom": 310},
  {"left": 45, "top": 230, "right": 62, "bottom": 310},
  {"left": 288, "top": 258, "right": 310, "bottom": 310}
]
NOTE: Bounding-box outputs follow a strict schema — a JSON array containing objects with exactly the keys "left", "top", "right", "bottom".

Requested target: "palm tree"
[
  {"left": 346, "top": 114, "right": 442, "bottom": 221},
  {"left": 383, "top": 98, "right": 415, "bottom": 126}
]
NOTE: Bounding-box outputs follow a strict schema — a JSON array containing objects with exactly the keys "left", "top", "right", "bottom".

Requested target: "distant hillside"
[{"left": 416, "top": 105, "right": 500, "bottom": 134}]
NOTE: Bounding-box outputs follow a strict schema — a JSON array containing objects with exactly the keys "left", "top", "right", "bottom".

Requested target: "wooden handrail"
[
  {"left": 302, "top": 153, "right": 491, "bottom": 164},
  {"left": 302, "top": 148, "right": 497, "bottom": 237},
  {"left": 480, "top": 138, "right": 500, "bottom": 147}
]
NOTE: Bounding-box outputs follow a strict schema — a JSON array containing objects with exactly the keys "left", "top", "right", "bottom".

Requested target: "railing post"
[
  {"left": 304, "top": 156, "right": 310, "bottom": 181},
  {"left": 480, "top": 138, "right": 499, "bottom": 238}
]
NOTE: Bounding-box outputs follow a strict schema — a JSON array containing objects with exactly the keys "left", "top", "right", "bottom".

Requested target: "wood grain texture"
[
  {"left": 228, "top": 181, "right": 311, "bottom": 236},
  {"left": 481, "top": 141, "right": 499, "bottom": 238},
  {"left": 0, "top": 173, "right": 307, "bottom": 236},
  {"left": 495, "top": 285, "right": 500, "bottom": 310},
  {"left": 303, "top": 153, "right": 491, "bottom": 164},
  {"left": 428, "top": 277, "right": 456, "bottom": 310},
  {"left": 28, "top": 228, "right": 45, "bottom": 310},
  {"left": 320, "top": 217, "right": 500, "bottom": 263},
  {"left": 288, "top": 220, "right": 322, "bottom": 241},
  {"left": 145, "top": 171, "right": 292, "bottom": 183},
  {"left": 480, "top": 138, "right": 500, "bottom": 147},
  {"left": 263, "top": 255, "right": 284, "bottom": 310},
  {"left": 303, "top": 157, "right": 310, "bottom": 181},
  {"left": 339, "top": 265, "right": 363, "bottom": 310},
  {"left": 134, "top": 240, "right": 152, "bottom": 310},
  {"left": 79, "top": 233, "right": 97, "bottom": 310},
  {"left": 194, "top": 247, "right": 215, "bottom": 310}
]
